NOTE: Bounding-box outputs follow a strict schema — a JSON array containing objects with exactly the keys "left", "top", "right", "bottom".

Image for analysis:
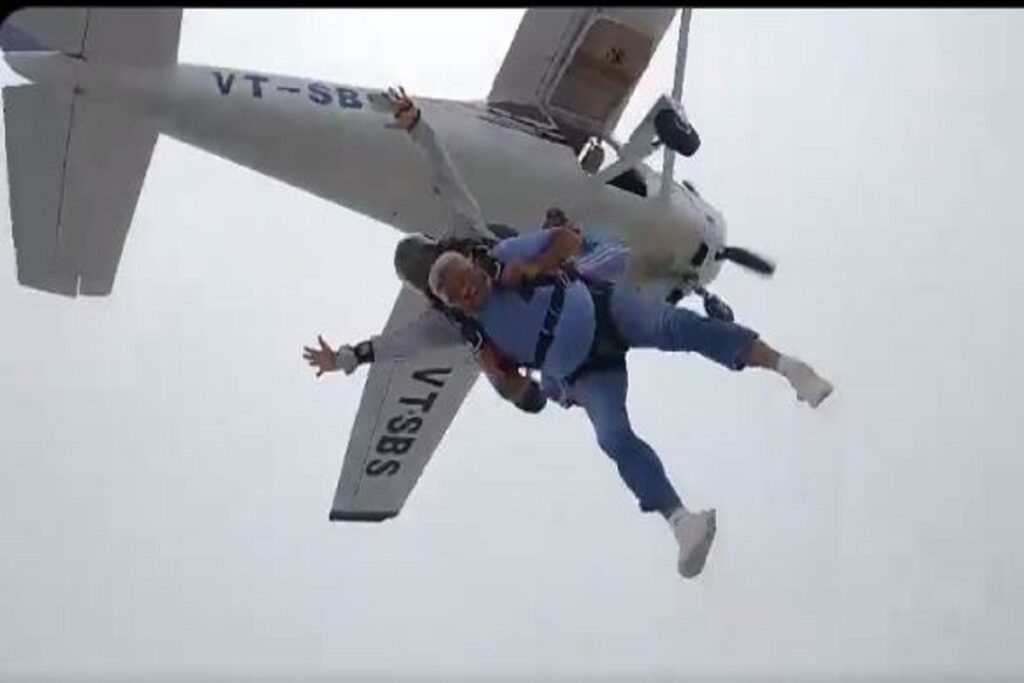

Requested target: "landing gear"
[
  {"left": 654, "top": 106, "right": 700, "bottom": 158},
  {"left": 663, "top": 282, "right": 735, "bottom": 323},
  {"left": 699, "top": 288, "right": 734, "bottom": 322}
]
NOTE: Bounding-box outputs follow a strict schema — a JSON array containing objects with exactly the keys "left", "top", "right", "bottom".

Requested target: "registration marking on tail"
[{"left": 211, "top": 69, "right": 363, "bottom": 108}]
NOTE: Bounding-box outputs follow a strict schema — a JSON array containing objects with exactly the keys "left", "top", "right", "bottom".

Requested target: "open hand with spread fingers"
[
  {"left": 303, "top": 335, "right": 358, "bottom": 378},
  {"left": 385, "top": 85, "right": 420, "bottom": 131}
]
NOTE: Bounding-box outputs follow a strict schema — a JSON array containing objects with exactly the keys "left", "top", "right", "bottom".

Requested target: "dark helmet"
[{"left": 394, "top": 233, "right": 442, "bottom": 296}]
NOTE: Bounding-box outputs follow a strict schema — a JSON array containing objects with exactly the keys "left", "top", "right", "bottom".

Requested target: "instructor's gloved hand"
[
  {"left": 514, "top": 379, "right": 548, "bottom": 414},
  {"left": 385, "top": 85, "right": 420, "bottom": 131}
]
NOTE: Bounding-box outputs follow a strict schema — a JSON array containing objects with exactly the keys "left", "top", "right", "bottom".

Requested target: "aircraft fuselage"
[{"left": 5, "top": 52, "right": 727, "bottom": 287}]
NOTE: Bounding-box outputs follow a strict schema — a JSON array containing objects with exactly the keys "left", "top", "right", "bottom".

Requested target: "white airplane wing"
[
  {"left": 330, "top": 287, "right": 480, "bottom": 522},
  {"left": 488, "top": 8, "right": 684, "bottom": 148},
  {"left": 1, "top": 8, "right": 182, "bottom": 296}
]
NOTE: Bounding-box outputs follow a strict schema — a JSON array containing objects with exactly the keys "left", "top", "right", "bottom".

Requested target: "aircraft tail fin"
[
  {"left": 0, "top": 8, "right": 182, "bottom": 65},
  {"left": 1, "top": 9, "right": 182, "bottom": 296},
  {"left": 3, "top": 85, "right": 161, "bottom": 296}
]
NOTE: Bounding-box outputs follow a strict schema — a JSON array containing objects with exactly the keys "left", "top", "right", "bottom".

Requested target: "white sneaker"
[
  {"left": 779, "top": 357, "right": 833, "bottom": 408},
  {"left": 668, "top": 508, "right": 717, "bottom": 578}
]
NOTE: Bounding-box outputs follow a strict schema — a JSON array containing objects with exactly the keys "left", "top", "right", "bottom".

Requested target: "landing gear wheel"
[
  {"left": 702, "top": 293, "right": 734, "bottom": 322},
  {"left": 654, "top": 108, "right": 701, "bottom": 158}
]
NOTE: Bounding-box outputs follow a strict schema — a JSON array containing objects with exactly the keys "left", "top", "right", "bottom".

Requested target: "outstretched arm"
[
  {"left": 303, "top": 308, "right": 463, "bottom": 378},
  {"left": 387, "top": 87, "right": 490, "bottom": 239},
  {"left": 304, "top": 313, "right": 547, "bottom": 413},
  {"left": 305, "top": 318, "right": 546, "bottom": 411}
]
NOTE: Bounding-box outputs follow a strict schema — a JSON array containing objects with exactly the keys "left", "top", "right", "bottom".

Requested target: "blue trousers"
[{"left": 568, "top": 286, "right": 759, "bottom": 513}]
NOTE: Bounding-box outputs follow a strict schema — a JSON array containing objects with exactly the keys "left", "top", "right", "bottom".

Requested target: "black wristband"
[
  {"left": 514, "top": 380, "right": 547, "bottom": 414},
  {"left": 353, "top": 340, "right": 375, "bottom": 365}
]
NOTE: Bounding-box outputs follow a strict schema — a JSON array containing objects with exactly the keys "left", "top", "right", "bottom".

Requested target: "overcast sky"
[{"left": 1, "top": 9, "right": 1023, "bottom": 682}]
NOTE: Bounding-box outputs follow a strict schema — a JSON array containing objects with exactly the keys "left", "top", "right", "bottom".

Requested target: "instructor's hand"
[
  {"left": 303, "top": 335, "right": 356, "bottom": 378},
  {"left": 499, "top": 260, "right": 540, "bottom": 287},
  {"left": 385, "top": 85, "right": 420, "bottom": 131}
]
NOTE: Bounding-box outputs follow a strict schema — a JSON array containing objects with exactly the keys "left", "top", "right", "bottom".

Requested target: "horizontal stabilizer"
[
  {"left": 0, "top": 8, "right": 181, "bottom": 65},
  {"left": 0, "top": 8, "right": 85, "bottom": 54},
  {"left": 1, "top": 8, "right": 183, "bottom": 296},
  {"left": 0, "top": 19, "right": 56, "bottom": 52},
  {"left": 4, "top": 86, "right": 158, "bottom": 296}
]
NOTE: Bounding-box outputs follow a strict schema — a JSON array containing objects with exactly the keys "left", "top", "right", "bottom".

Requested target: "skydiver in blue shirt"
[{"left": 305, "top": 89, "right": 833, "bottom": 579}]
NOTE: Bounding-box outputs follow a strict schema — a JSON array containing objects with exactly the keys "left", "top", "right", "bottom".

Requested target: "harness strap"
[
  {"left": 564, "top": 281, "right": 628, "bottom": 385},
  {"left": 528, "top": 268, "right": 581, "bottom": 370},
  {"left": 427, "top": 290, "right": 489, "bottom": 353},
  {"left": 428, "top": 239, "right": 587, "bottom": 372}
]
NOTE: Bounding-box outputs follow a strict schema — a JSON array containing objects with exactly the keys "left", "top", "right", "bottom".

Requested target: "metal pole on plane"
[{"left": 660, "top": 8, "right": 691, "bottom": 198}]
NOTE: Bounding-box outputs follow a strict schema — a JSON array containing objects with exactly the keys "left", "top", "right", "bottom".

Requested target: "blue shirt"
[
  {"left": 476, "top": 231, "right": 596, "bottom": 379},
  {"left": 575, "top": 228, "right": 677, "bottom": 304},
  {"left": 576, "top": 229, "right": 629, "bottom": 283}
]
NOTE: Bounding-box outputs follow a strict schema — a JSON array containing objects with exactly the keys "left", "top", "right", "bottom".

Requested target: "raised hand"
[
  {"left": 303, "top": 334, "right": 342, "bottom": 378},
  {"left": 499, "top": 260, "right": 540, "bottom": 287},
  {"left": 385, "top": 85, "right": 420, "bottom": 131}
]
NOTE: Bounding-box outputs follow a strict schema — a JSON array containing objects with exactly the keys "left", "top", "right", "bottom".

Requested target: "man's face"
[{"left": 440, "top": 259, "right": 491, "bottom": 311}]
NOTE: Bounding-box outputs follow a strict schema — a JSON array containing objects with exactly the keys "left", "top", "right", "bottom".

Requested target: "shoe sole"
[{"left": 678, "top": 510, "right": 717, "bottom": 578}]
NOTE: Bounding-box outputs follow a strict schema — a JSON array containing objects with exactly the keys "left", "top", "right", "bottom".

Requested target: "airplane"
[{"left": 0, "top": 8, "right": 777, "bottom": 523}]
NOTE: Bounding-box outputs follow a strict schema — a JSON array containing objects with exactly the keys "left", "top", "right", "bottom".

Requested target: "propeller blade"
[{"left": 718, "top": 246, "right": 776, "bottom": 277}]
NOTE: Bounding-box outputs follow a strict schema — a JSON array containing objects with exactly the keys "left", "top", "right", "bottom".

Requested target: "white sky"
[{"left": 1, "top": 8, "right": 1023, "bottom": 681}]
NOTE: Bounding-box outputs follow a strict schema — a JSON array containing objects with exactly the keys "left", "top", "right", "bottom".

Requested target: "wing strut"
[{"left": 660, "top": 8, "right": 692, "bottom": 197}]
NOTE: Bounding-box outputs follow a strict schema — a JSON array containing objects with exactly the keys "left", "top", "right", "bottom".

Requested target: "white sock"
[{"left": 665, "top": 505, "right": 689, "bottom": 526}]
